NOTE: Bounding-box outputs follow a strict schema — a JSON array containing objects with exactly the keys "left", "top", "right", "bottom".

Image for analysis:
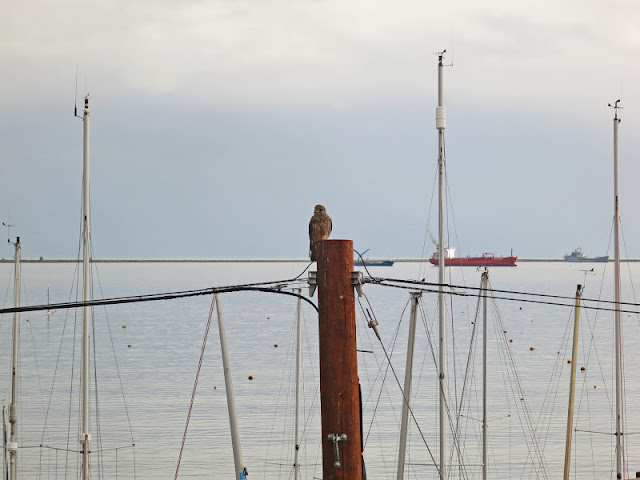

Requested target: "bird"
[{"left": 309, "top": 204, "right": 332, "bottom": 260}]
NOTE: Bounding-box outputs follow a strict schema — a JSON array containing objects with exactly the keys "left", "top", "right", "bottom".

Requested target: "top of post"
[
  {"left": 438, "top": 49, "right": 446, "bottom": 66},
  {"left": 608, "top": 99, "right": 622, "bottom": 122},
  {"left": 84, "top": 97, "right": 89, "bottom": 116}
]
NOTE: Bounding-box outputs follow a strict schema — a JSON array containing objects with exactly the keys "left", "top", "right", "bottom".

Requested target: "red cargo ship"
[{"left": 429, "top": 248, "right": 517, "bottom": 267}]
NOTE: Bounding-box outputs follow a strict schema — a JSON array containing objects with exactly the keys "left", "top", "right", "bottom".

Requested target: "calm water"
[{"left": 1, "top": 261, "right": 639, "bottom": 479}]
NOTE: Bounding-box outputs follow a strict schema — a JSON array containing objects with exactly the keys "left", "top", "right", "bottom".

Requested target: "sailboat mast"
[
  {"left": 8, "top": 237, "right": 20, "bottom": 480},
  {"left": 215, "top": 294, "right": 246, "bottom": 479},
  {"left": 81, "top": 97, "right": 91, "bottom": 480},
  {"left": 293, "top": 290, "right": 303, "bottom": 480},
  {"left": 481, "top": 270, "right": 488, "bottom": 480},
  {"left": 436, "top": 50, "right": 448, "bottom": 480},
  {"left": 612, "top": 101, "right": 624, "bottom": 480},
  {"left": 396, "top": 291, "right": 421, "bottom": 480},
  {"left": 563, "top": 284, "right": 583, "bottom": 480}
]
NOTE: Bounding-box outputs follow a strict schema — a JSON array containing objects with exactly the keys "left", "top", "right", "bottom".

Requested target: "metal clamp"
[
  {"left": 308, "top": 271, "right": 317, "bottom": 297},
  {"left": 327, "top": 433, "right": 347, "bottom": 468},
  {"left": 351, "top": 271, "right": 364, "bottom": 297}
]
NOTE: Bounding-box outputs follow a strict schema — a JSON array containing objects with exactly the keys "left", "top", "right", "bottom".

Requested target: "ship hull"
[
  {"left": 563, "top": 255, "right": 609, "bottom": 263},
  {"left": 354, "top": 260, "right": 395, "bottom": 267},
  {"left": 429, "top": 256, "right": 517, "bottom": 267}
]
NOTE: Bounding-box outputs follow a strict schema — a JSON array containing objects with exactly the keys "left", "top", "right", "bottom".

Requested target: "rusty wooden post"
[{"left": 316, "top": 239, "right": 362, "bottom": 480}]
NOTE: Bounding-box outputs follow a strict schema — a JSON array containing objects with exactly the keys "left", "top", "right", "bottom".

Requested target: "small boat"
[
  {"left": 563, "top": 247, "right": 608, "bottom": 263},
  {"left": 354, "top": 259, "right": 394, "bottom": 267},
  {"left": 429, "top": 247, "right": 517, "bottom": 267},
  {"left": 354, "top": 249, "right": 394, "bottom": 266}
]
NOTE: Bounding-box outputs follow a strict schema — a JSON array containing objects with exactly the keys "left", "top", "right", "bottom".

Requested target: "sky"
[{"left": 1, "top": 0, "right": 639, "bottom": 259}]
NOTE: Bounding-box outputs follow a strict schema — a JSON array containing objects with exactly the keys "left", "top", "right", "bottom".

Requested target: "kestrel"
[{"left": 309, "top": 204, "right": 332, "bottom": 260}]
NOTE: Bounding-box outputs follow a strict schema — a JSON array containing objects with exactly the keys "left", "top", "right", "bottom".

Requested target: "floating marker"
[
  {"left": 581, "top": 366, "right": 585, "bottom": 371},
  {"left": 274, "top": 344, "right": 278, "bottom": 348},
  {"left": 567, "top": 360, "right": 572, "bottom": 364},
  {"left": 127, "top": 344, "right": 132, "bottom": 348},
  {"left": 122, "top": 325, "right": 126, "bottom": 329},
  {"left": 248, "top": 376, "right": 254, "bottom": 380},
  {"left": 530, "top": 347, "right": 535, "bottom": 351}
]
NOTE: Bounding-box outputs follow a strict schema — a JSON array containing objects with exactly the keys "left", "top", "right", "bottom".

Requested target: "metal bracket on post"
[
  {"left": 327, "top": 433, "right": 348, "bottom": 468},
  {"left": 308, "top": 271, "right": 317, "bottom": 297},
  {"left": 351, "top": 271, "right": 364, "bottom": 297}
]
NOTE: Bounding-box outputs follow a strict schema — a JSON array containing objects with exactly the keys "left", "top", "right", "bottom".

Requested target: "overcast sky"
[{"left": 1, "top": 0, "right": 639, "bottom": 259}]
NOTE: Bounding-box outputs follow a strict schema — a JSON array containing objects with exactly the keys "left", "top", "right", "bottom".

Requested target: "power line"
[
  {"left": 372, "top": 279, "right": 640, "bottom": 315},
  {"left": 0, "top": 282, "right": 316, "bottom": 316}
]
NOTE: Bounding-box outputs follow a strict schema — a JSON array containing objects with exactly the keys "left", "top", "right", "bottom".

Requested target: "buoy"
[
  {"left": 520, "top": 397, "right": 524, "bottom": 401},
  {"left": 594, "top": 385, "right": 597, "bottom": 389},
  {"left": 530, "top": 347, "right": 535, "bottom": 351},
  {"left": 274, "top": 344, "right": 278, "bottom": 348},
  {"left": 127, "top": 344, "right": 132, "bottom": 348},
  {"left": 214, "top": 386, "right": 217, "bottom": 390},
  {"left": 248, "top": 376, "right": 254, "bottom": 380},
  {"left": 509, "top": 339, "right": 513, "bottom": 343},
  {"left": 580, "top": 366, "right": 585, "bottom": 371},
  {"left": 122, "top": 325, "right": 126, "bottom": 329},
  {"left": 567, "top": 360, "right": 572, "bottom": 364}
]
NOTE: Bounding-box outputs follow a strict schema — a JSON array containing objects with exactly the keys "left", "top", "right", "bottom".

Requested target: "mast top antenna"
[{"left": 608, "top": 99, "right": 623, "bottom": 120}]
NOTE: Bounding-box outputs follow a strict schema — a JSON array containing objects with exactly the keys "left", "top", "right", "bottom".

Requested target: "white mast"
[
  {"left": 8, "top": 237, "right": 21, "bottom": 480},
  {"left": 293, "top": 290, "right": 303, "bottom": 480},
  {"left": 481, "top": 270, "right": 488, "bottom": 480},
  {"left": 215, "top": 293, "right": 247, "bottom": 479},
  {"left": 563, "top": 284, "right": 583, "bottom": 480},
  {"left": 80, "top": 97, "right": 91, "bottom": 480},
  {"left": 611, "top": 100, "right": 624, "bottom": 480},
  {"left": 436, "top": 49, "right": 448, "bottom": 480},
  {"left": 396, "top": 292, "right": 421, "bottom": 479}
]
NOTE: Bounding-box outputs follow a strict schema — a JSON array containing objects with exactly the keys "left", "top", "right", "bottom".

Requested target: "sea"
[{"left": 1, "top": 260, "right": 639, "bottom": 479}]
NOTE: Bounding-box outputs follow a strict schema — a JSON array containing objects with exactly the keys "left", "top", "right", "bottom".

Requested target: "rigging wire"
[
  {"left": 573, "top": 221, "right": 616, "bottom": 476},
  {"left": 619, "top": 219, "right": 638, "bottom": 475},
  {"left": 357, "top": 292, "right": 442, "bottom": 477},
  {"left": 263, "top": 303, "right": 299, "bottom": 478},
  {"left": 90, "top": 242, "right": 137, "bottom": 455},
  {"left": 417, "top": 168, "right": 438, "bottom": 281},
  {"left": 370, "top": 278, "right": 640, "bottom": 316},
  {"left": 358, "top": 294, "right": 406, "bottom": 476},
  {"left": 488, "top": 289, "right": 550, "bottom": 480},
  {"left": 174, "top": 295, "right": 216, "bottom": 480}
]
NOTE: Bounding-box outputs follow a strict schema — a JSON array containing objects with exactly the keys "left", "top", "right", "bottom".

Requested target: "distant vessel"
[
  {"left": 563, "top": 248, "right": 608, "bottom": 263},
  {"left": 354, "top": 249, "right": 394, "bottom": 266},
  {"left": 354, "top": 259, "right": 394, "bottom": 267},
  {"left": 429, "top": 247, "right": 517, "bottom": 267}
]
